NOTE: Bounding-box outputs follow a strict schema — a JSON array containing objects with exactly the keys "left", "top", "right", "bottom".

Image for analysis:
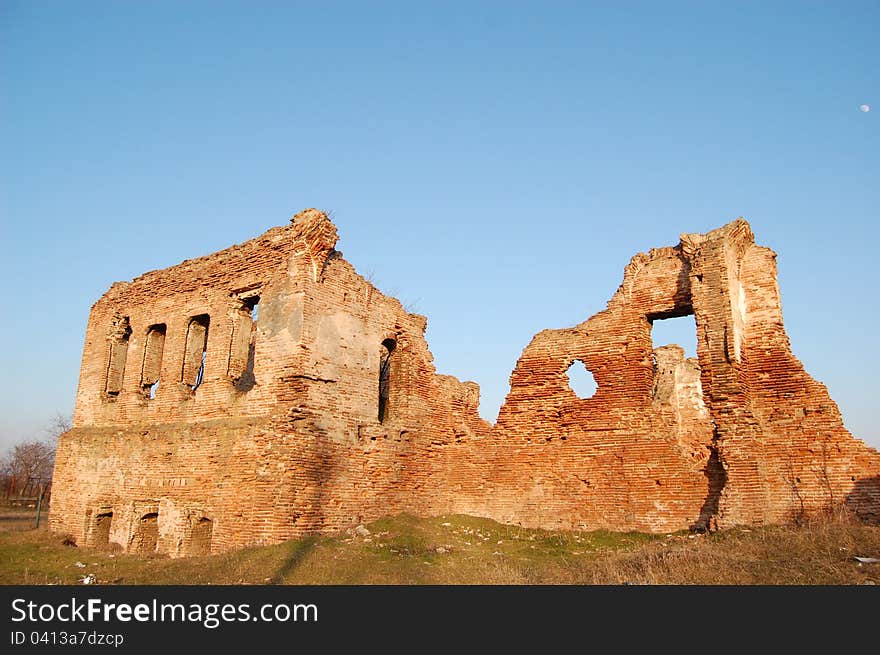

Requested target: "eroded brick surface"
[{"left": 50, "top": 211, "right": 880, "bottom": 555}]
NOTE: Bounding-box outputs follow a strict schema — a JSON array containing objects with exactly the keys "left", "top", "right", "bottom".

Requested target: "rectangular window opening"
[
  {"left": 648, "top": 312, "right": 700, "bottom": 403},
  {"left": 648, "top": 312, "right": 698, "bottom": 359}
]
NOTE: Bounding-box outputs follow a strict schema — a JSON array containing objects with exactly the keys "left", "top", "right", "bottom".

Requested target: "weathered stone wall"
[{"left": 50, "top": 211, "right": 880, "bottom": 556}]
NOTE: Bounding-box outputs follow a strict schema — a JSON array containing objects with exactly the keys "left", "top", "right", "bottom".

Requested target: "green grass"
[{"left": 1, "top": 510, "right": 878, "bottom": 585}]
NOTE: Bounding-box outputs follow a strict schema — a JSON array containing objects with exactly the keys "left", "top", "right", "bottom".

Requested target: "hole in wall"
[{"left": 566, "top": 360, "right": 598, "bottom": 399}]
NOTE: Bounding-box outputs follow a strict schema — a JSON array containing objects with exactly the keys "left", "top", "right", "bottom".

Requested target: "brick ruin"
[{"left": 50, "top": 210, "right": 880, "bottom": 555}]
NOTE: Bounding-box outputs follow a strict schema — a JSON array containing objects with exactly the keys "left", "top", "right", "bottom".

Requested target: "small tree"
[
  {"left": 1, "top": 413, "right": 70, "bottom": 498},
  {"left": 45, "top": 412, "right": 72, "bottom": 443}
]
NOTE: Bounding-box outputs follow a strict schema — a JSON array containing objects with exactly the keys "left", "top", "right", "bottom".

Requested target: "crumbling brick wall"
[
  {"left": 50, "top": 211, "right": 880, "bottom": 556},
  {"left": 431, "top": 219, "right": 879, "bottom": 533},
  {"left": 51, "top": 209, "right": 490, "bottom": 555},
  {"left": 683, "top": 221, "right": 880, "bottom": 526}
]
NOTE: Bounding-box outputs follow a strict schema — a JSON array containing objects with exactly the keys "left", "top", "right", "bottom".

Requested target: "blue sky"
[{"left": 1, "top": 1, "right": 877, "bottom": 450}]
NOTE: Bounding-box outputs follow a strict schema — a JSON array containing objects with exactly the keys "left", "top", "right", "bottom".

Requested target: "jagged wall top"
[
  {"left": 291, "top": 208, "right": 339, "bottom": 282},
  {"left": 679, "top": 217, "right": 755, "bottom": 259}
]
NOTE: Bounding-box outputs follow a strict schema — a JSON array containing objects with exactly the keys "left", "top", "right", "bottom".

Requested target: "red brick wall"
[{"left": 50, "top": 212, "right": 880, "bottom": 555}]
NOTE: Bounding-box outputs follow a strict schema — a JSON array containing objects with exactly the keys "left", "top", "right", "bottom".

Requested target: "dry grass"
[
  {"left": 0, "top": 506, "right": 46, "bottom": 533},
  {"left": 1, "top": 510, "right": 878, "bottom": 585},
  {"left": 586, "top": 515, "right": 880, "bottom": 584}
]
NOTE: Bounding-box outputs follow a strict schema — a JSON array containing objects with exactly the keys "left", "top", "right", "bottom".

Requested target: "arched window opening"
[
  {"left": 141, "top": 324, "right": 166, "bottom": 399},
  {"left": 189, "top": 516, "right": 213, "bottom": 556},
  {"left": 230, "top": 295, "right": 259, "bottom": 392},
  {"left": 182, "top": 315, "right": 210, "bottom": 390},
  {"left": 92, "top": 511, "right": 113, "bottom": 548},
  {"left": 131, "top": 512, "right": 159, "bottom": 555},
  {"left": 105, "top": 317, "right": 131, "bottom": 397},
  {"left": 378, "top": 338, "right": 396, "bottom": 423}
]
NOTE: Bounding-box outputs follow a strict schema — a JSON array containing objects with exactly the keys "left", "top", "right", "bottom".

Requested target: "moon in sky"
[{"left": 859, "top": 104, "right": 871, "bottom": 113}]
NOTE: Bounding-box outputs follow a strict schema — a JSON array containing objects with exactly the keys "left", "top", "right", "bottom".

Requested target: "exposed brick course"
[{"left": 50, "top": 211, "right": 880, "bottom": 555}]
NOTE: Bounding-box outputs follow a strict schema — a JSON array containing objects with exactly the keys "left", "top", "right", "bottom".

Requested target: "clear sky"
[{"left": 1, "top": 1, "right": 877, "bottom": 451}]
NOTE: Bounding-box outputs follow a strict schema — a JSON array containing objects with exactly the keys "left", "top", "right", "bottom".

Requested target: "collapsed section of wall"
[{"left": 437, "top": 242, "right": 717, "bottom": 533}]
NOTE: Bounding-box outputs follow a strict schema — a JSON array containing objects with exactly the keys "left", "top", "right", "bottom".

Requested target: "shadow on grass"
[{"left": 269, "top": 536, "right": 319, "bottom": 584}]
